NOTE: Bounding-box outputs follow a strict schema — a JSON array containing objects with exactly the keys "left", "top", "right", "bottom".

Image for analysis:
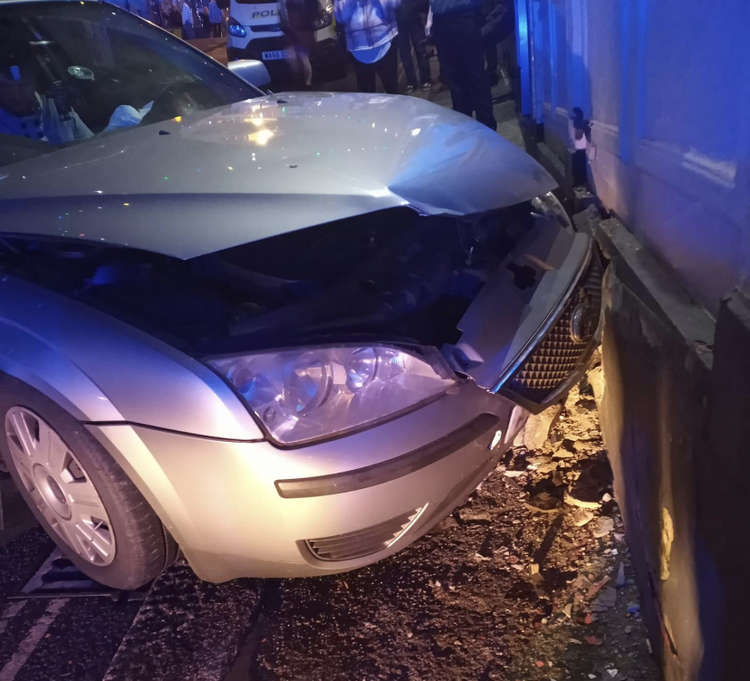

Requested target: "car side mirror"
[{"left": 228, "top": 60, "right": 272, "bottom": 89}]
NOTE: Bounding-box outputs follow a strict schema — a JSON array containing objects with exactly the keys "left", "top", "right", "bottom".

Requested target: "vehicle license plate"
[{"left": 262, "top": 50, "right": 289, "bottom": 61}]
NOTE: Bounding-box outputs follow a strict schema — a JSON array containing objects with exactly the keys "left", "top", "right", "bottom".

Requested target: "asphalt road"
[
  {"left": 0, "top": 518, "right": 260, "bottom": 681},
  {"left": 0, "top": 523, "right": 137, "bottom": 681},
  {"left": 0, "top": 377, "right": 660, "bottom": 681}
]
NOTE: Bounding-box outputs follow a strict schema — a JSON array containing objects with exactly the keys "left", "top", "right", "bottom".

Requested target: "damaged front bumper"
[
  {"left": 86, "top": 381, "right": 526, "bottom": 582},
  {"left": 445, "top": 220, "right": 603, "bottom": 413}
]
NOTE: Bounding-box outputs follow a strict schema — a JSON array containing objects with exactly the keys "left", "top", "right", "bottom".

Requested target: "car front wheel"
[{"left": 0, "top": 376, "right": 172, "bottom": 589}]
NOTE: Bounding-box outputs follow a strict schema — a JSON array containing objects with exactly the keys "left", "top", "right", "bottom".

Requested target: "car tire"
[{"left": 0, "top": 375, "right": 173, "bottom": 589}]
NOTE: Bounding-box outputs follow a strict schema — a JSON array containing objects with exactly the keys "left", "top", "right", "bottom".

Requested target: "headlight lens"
[
  {"left": 209, "top": 345, "right": 455, "bottom": 445},
  {"left": 531, "top": 191, "right": 573, "bottom": 230}
]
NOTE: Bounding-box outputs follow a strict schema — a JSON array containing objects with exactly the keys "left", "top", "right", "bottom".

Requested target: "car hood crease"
[{"left": 0, "top": 93, "right": 556, "bottom": 259}]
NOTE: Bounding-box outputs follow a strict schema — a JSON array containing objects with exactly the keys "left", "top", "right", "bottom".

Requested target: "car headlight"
[
  {"left": 531, "top": 191, "right": 573, "bottom": 230},
  {"left": 228, "top": 17, "right": 247, "bottom": 38},
  {"left": 208, "top": 345, "right": 455, "bottom": 445}
]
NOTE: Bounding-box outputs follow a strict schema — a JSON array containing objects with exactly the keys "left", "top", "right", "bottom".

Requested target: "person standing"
[
  {"left": 165, "top": 0, "right": 181, "bottom": 28},
  {"left": 181, "top": 0, "right": 195, "bottom": 39},
  {"left": 334, "top": 0, "right": 400, "bottom": 94},
  {"left": 194, "top": 0, "right": 210, "bottom": 37},
  {"left": 397, "top": 0, "right": 430, "bottom": 92},
  {"left": 569, "top": 107, "right": 592, "bottom": 187},
  {"left": 0, "top": 67, "right": 93, "bottom": 145},
  {"left": 481, "top": 0, "right": 509, "bottom": 86},
  {"left": 208, "top": 0, "right": 224, "bottom": 36},
  {"left": 148, "top": 0, "right": 164, "bottom": 24},
  {"left": 429, "top": 0, "right": 496, "bottom": 129},
  {"left": 280, "top": 0, "right": 318, "bottom": 88}
]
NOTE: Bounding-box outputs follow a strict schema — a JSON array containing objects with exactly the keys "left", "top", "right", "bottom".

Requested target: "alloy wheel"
[{"left": 4, "top": 406, "right": 116, "bottom": 566}]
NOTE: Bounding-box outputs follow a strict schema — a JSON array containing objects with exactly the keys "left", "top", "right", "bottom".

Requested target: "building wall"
[
  {"left": 521, "top": 5, "right": 750, "bottom": 678},
  {"left": 518, "top": 0, "right": 750, "bottom": 314}
]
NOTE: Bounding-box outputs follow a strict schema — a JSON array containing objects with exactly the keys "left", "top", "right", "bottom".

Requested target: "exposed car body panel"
[
  {"left": 0, "top": 275, "right": 264, "bottom": 439},
  {"left": 0, "top": 93, "right": 556, "bottom": 259},
  {"left": 450, "top": 223, "right": 592, "bottom": 390},
  {"left": 87, "top": 379, "right": 521, "bottom": 581}
]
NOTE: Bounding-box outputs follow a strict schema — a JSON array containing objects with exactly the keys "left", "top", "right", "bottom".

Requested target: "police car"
[{"left": 227, "top": 0, "right": 343, "bottom": 81}]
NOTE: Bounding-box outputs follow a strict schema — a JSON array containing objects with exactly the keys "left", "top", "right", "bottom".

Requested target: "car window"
[{"left": 0, "top": 1, "right": 260, "bottom": 167}]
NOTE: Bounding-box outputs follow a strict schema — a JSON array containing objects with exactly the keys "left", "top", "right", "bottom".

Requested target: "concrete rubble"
[{"left": 247, "top": 364, "right": 660, "bottom": 681}]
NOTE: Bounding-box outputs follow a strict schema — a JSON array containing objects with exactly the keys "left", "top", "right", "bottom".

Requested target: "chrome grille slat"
[{"left": 505, "top": 252, "right": 603, "bottom": 405}]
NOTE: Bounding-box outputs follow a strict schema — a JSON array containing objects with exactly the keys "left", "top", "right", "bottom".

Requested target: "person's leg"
[
  {"left": 572, "top": 149, "right": 587, "bottom": 186},
  {"left": 353, "top": 57, "right": 377, "bottom": 93},
  {"left": 375, "top": 42, "right": 399, "bottom": 94},
  {"left": 397, "top": 11, "right": 418, "bottom": 88},
  {"left": 300, "top": 51, "right": 312, "bottom": 88},
  {"left": 410, "top": 12, "right": 431, "bottom": 85},
  {"left": 433, "top": 16, "right": 472, "bottom": 116},
  {"left": 484, "top": 36, "right": 499, "bottom": 84},
  {"left": 456, "top": 13, "right": 496, "bottom": 129}
]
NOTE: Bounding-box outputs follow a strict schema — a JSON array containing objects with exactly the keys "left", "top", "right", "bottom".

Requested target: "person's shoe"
[
  {"left": 405, "top": 84, "right": 416, "bottom": 94},
  {"left": 421, "top": 81, "right": 432, "bottom": 91}
]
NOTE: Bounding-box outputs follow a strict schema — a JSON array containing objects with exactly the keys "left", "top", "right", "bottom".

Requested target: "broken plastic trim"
[{"left": 491, "top": 239, "right": 594, "bottom": 396}]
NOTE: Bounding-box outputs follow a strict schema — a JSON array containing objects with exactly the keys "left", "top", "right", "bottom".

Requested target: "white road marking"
[
  {"left": 0, "top": 598, "right": 68, "bottom": 681},
  {"left": 0, "top": 602, "right": 27, "bottom": 637}
]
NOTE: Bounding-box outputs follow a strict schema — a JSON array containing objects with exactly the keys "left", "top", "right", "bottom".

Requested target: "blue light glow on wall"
[
  {"left": 515, "top": 0, "right": 532, "bottom": 117},
  {"left": 519, "top": 0, "right": 750, "bottom": 314}
]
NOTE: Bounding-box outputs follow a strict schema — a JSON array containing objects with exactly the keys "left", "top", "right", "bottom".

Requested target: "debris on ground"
[
  {"left": 591, "top": 587, "right": 618, "bottom": 612},
  {"left": 573, "top": 508, "right": 595, "bottom": 527},
  {"left": 251, "top": 368, "right": 659, "bottom": 681},
  {"left": 615, "top": 562, "right": 626, "bottom": 588},
  {"left": 523, "top": 404, "right": 563, "bottom": 451},
  {"left": 593, "top": 517, "right": 615, "bottom": 538}
]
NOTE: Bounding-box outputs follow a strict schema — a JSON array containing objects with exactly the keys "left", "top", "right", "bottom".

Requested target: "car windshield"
[{"left": 0, "top": 1, "right": 260, "bottom": 168}]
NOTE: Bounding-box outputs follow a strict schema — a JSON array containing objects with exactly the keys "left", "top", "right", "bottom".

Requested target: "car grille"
[
  {"left": 504, "top": 251, "right": 603, "bottom": 409},
  {"left": 305, "top": 506, "right": 425, "bottom": 562}
]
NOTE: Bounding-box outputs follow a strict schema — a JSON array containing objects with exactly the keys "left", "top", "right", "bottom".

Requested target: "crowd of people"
[
  {"left": 317, "top": 0, "right": 510, "bottom": 129},
  {"left": 113, "top": 0, "right": 512, "bottom": 130},
  {"left": 150, "top": 0, "right": 228, "bottom": 39},
  {"left": 109, "top": 0, "right": 228, "bottom": 38}
]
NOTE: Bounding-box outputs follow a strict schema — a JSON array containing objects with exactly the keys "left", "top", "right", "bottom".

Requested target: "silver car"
[{"left": 0, "top": 0, "right": 601, "bottom": 588}]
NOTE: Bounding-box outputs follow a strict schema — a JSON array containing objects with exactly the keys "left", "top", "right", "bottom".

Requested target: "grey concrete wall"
[
  {"left": 519, "top": 2, "right": 750, "bottom": 675},
  {"left": 698, "top": 291, "right": 750, "bottom": 680},
  {"left": 592, "top": 214, "right": 750, "bottom": 681},
  {"left": 519, "top": 0, "right": 750, "bottom": 315}
]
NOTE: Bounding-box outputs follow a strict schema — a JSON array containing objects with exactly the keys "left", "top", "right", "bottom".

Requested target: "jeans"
[
  {"left": 433, "top": 11, "right": 496, "bottom": 129},
  {"left": 352, "top": 42, "right": 399, "bottom": 94},
  {"left": 397, "top": 5, "right": 430, "bottom": 87},
  {"left": 572, "top": 149, "right": 588, "bottom": 187}
]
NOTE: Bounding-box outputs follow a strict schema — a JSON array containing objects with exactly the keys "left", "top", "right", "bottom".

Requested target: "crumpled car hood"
[{"left": 0, "top": 92, "right": 556, "bottom": 259}]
